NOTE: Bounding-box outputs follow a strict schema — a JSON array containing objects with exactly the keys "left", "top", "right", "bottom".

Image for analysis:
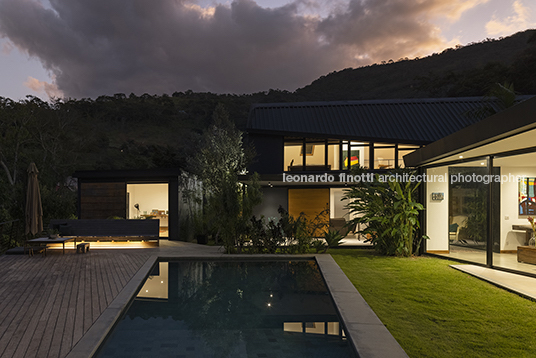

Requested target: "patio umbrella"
[{"left": 25, "top": 162, "right": 43, "bottom": 235}]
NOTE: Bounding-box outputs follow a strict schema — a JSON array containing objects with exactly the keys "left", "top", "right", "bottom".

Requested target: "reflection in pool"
[{"left": 95, "top": 260, "right": 355, "bottom": 358}]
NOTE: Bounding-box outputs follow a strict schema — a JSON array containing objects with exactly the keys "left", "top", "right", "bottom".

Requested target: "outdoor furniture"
[
  {"left": 77, "top": 242, "right": 90, "bottom": 253},
  {"left": 27, "top": 236, "right": 75, "bottom": 255},
  {"left": 26, "top": 245, "right": 46, "bottom": 257},
  {"left": 49, "top": 219, "right": 160, "bottom": 246}
]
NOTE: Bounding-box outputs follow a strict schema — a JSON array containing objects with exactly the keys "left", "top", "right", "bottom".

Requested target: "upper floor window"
[
  {"left": 342, "top": 141, "right": 369, "bottom": 170},
  {"left": 284, "top": 138, "right": 419, "bottom": 171},
  {"left": 398, "top": 144, "right": 421, "bottom": 168},
  {"left": 373, "top": 143, "right": 395, "bottom": 169},
  {"left": 284, "top": 138, "right": 328, "bottom": 171}
]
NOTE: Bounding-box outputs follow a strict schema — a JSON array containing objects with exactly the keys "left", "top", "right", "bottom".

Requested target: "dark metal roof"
[
  {"left": 404, "top": 95, "right": 536, "bottom": 167},
  {"left": 73, "top": 168, "right": 182, "bottom": 181},
  {"left": 247, "top": 97, "right": 534, "bottom": 144}
]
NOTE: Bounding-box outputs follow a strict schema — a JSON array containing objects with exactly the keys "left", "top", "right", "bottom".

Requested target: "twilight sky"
[{"left": 0, "top": 0, "right": 535, "bottom": 100}]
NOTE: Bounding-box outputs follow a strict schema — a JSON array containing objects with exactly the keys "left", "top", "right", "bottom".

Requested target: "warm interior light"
[{"left": 459, "top": 155, "right": 463, "bottom": 158}]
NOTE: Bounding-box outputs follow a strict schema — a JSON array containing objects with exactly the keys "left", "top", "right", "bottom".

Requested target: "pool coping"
[
  {"left": 316, "top": 255, "right": 408, "bottom": 358},
  {"left": 66, "top": 254, "right": 408, "bottom": 358}
]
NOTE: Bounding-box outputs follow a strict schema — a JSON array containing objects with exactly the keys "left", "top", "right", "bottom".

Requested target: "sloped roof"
[
  {"left": 404, "top": 95, "right": 536, "bottom": 167},
  {"left": 247, "top": 97, "right": 533, "bottom": 144}
]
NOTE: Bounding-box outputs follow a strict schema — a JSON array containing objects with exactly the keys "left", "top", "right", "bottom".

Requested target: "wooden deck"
[{"left": 0, "top": 249, "right": 152, "bottom": 358}]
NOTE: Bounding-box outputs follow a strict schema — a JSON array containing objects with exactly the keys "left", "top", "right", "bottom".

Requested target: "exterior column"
[
  {"left": 168, "top": 176, "right": 179, "bottom": 241},
  {"left": 487, "top": 155, "right": 494, "bottom": 267},
  {"left": 419, "top": 166, "right": 427, "bottom": 256}
]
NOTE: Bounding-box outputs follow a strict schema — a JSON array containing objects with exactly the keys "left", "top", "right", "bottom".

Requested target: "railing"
[{"left": 0, "top": 220, "right": 22, "bottom": 254}]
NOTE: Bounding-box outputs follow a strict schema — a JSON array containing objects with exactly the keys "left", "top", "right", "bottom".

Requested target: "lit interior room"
[
  {"left": 405, "top": 96, "right": 536, "bottom": 276},
  {"left": 127, "top": 183, "right": 169, "bottom": 237}
]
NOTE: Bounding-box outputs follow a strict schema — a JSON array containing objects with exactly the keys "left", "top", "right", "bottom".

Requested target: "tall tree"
[{"left": 189, "top": 103, "right": 261, "bottom": 251}]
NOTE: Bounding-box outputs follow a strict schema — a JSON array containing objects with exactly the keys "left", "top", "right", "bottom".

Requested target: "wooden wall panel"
[
  {"left": 288, "top": 188, "right": 329, "bottom": 235},
  {"left": 80, "top": 182, "right": 126, "bottom": 219}
]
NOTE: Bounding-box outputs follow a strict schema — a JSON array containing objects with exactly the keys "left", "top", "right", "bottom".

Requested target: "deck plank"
[
  {"left": 10, "top": 258, "right": 60, "bottom": 358},
  {"left": 72, "top": 255, "right": 86, "bottom": 346},
  {"left": 82, "top": 256, "right": 93, "bottom": 334},
  {"left": 0, "top": 258, "right": 48, "bottom": 357},
  {"left": 0, "top": 257, "right": 35, "bottom": 322},
  {"left": 0, "top": 240, "right": 221, "bottom": 358},
  {"left": 59, "top": 252, "right": 81, "bottom": 358},
  {"left": 0, "top": 248, "right": 155, "bottom": 358}
]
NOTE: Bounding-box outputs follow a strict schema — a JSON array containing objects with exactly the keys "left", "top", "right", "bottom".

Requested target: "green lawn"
[{"left": 331, "top": 249, "right": 536, "bottom": 358}]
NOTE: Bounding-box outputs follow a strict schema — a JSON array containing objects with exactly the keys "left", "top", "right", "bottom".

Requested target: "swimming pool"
[{"left": 94, "top": 260, "right": 356, "bottom": 358}]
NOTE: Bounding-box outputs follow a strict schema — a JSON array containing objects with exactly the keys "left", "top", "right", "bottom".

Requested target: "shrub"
[{"left": 344, "top": 168, "right": 427, "bottom": 257}]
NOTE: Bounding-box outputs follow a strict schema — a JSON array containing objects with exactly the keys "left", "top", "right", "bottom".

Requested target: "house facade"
[
  {"left": 73, "top": 168, "right": 186, "bottom": 241},
  {"left": 244, "top": 97, "right": 516, "bottom": 228},
  {"left": 404, "top": 95, "right": 536, "bottom": 276}
]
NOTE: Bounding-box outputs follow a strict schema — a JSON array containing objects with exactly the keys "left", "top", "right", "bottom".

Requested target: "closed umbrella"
[{"left": 25, "top": 162, "right": 43, "bottom": 235}]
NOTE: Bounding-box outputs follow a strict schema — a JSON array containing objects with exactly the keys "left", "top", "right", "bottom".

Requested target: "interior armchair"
[{"left": 449, "top": 215, "right": 467, "bottom": 242}]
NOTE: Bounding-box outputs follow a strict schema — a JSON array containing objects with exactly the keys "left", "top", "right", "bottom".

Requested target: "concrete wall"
[
  {"left": 253, "top": 187, "right": 288, "bottom": 219},
  {"left": 426, "top": 166, "right": 449, "bottom": 252}
]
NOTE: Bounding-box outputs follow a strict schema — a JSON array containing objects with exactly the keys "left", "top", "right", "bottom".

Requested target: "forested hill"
[
  {"left": 293, "top": 29, "right": 536, "bottom": 101},
  {"left": 1, "top": 29, "right": 536, "bottom": 179},
  {"left": 1, "top": 29, "right": 536, "bottom": 224}
]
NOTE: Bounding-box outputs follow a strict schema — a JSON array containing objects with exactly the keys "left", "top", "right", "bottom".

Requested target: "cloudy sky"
[{"left": 0, "top": 0, "right": 535, "bottom": 100}]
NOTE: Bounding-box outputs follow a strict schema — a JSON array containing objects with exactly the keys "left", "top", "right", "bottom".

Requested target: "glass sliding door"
[{"left": 426, "top": 160, "right": 495, "bottom": 265}]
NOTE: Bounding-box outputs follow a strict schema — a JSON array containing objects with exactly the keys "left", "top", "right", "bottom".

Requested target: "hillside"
[
  {"left": 2, "top": 29, "right": 536, "bottom": 226},
  {"left": 294, "top": 29, "right": 536, "bottom": 101},
  {"left": 2, "top": 29, "right": 536, "bottom": 179}
]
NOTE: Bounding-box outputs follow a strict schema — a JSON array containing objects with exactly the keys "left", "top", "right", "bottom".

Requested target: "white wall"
[
  {"left": 499, "top": 167, "right": 536, "bottom": 250},
  {"left": 307, "top": 144, "right": 325, "bottom": 165},
  {"left": 330, "top": 188, "right": 348, "bottom": 219},
  {"left": 426, "top": 167, "right": 449, "bottom": 252},
  {"left": 327, "top": 145, "right": 340, "bottom": 170}
]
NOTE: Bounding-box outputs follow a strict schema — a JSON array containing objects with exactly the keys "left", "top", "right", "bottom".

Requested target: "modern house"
[
  {"left": 244, "top": 97, "right": 528, "bottom": 229},
  {"left": 73, "top": 168, "right": 201, "bottom": 241},
  {"left": 404, "top": 95, "right": 536, "bottom": 276}
]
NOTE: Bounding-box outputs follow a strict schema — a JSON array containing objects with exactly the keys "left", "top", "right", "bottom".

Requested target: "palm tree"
[{"left": 464, "top": 82, "right": 517, "bottom": 120}]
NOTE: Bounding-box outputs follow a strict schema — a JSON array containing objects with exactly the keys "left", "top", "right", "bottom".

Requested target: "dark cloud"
[{"left": 0, "top": 0, "right": 478, "bottom": 98}]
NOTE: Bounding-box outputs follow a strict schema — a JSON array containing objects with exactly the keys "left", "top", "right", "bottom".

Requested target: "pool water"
[{"left": 95, "top": 260, "right": 356, "bottom": 358}]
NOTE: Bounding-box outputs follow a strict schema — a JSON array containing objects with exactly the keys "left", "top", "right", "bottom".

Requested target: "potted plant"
[
  {"left": 193, "top": 213, "right": 209, "bottom": 245},
  {"left": 46, "top": 228, "right": 60, "bottom": 239},
  {"left": 527, "top": 216, "right": 536, "bottom": 247}
]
